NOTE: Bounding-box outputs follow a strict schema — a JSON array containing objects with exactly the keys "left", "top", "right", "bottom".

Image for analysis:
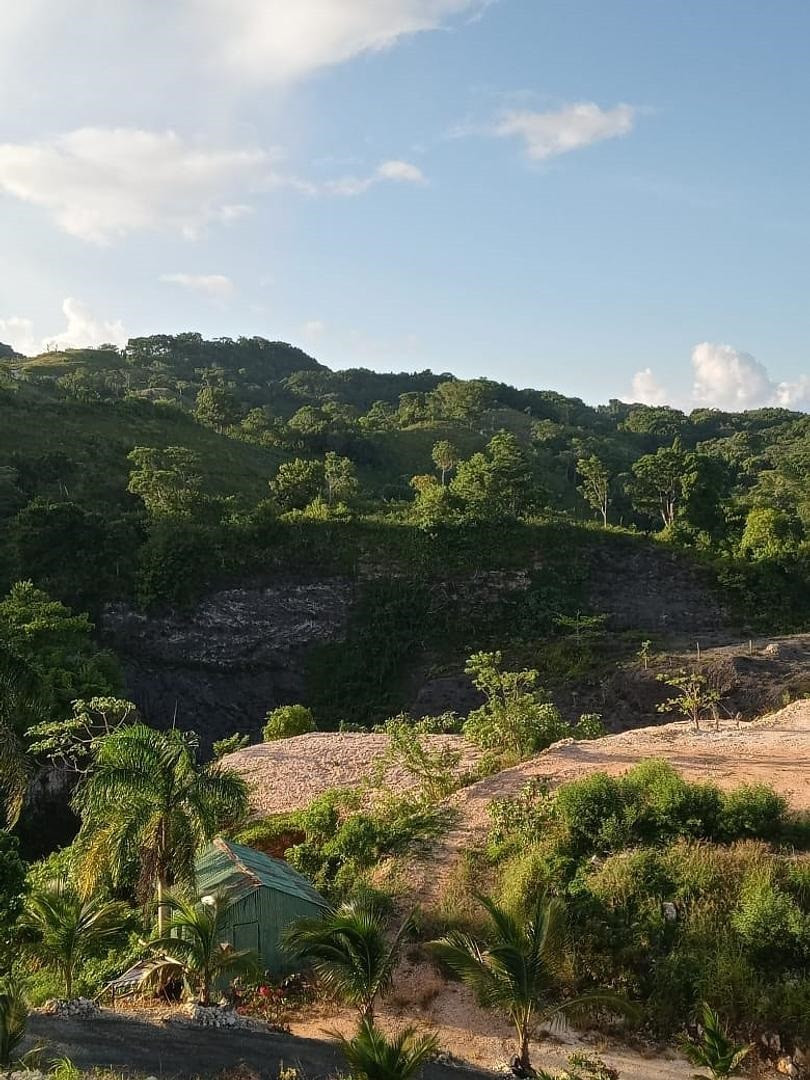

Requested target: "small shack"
[{"left": 195, "top": 837, "right": 328, "bottom": 975}]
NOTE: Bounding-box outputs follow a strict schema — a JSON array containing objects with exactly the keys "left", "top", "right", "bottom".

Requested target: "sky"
[{"left": 0, "top": 0, "right": 809, "bottom": 411}]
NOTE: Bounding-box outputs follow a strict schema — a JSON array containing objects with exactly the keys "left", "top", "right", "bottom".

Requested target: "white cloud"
[
  {"left": 0, "top": 128, "right": 268, "bottom": 244},
  {"left": 494, "top": 102, "right": 636, "bottom": 161},
  {"left": 302, "top": 320, "right": 327, "bottom": 342},
  {"left": 160, "top": 273, "right": 235, "bottom": 299},
  {"left": 630, "top": 366, "right": 669, "bottom": 406},
  {"left": 42, "top": 298, "right": 127, "bottom": 350},
  {"left": 325, "top": 159, "right": 426, "bottom": 196},
  {"left": 193, "top": 0, "right": 484, "bottom": 84},
  {"left": 0, "top": 316, "right": 37, "bottom": 356},
  {"left": 691, "top": 342, "right": 775, "bottom": 411}
]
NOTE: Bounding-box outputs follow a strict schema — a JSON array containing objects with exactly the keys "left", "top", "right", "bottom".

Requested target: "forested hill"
[{"left": 1, "top": 332, "right": 809, "bottom": 762}]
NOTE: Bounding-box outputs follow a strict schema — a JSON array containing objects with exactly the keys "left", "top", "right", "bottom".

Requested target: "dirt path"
[
  {"left": 407, "top": 700, "right": 810, "bottom": 908},
  {"left": 26, "top": 1011, "right": 487, "bottom": 1080}
]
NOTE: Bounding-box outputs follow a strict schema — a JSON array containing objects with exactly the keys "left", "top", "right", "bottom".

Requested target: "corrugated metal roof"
[{"left": 196, "top": 838, "right": 328, "bottom": 908}]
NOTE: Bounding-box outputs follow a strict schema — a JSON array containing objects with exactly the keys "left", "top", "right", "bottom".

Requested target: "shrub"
[
  {"left": 263, "top": 704, "right": 316, "bottom": 742},
  {"left": 212, "top": 732, "right": 250, "bottom": 760},
  {"left": 731, "top": 867, "right": 807, "bottom": 961},
  {"left": 718, "top": 784, "right": 788, "bottom": 841}
]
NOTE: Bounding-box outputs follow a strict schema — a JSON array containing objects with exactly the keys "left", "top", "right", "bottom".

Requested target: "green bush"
[
  {"left": 718, "top": 784, "right": 788, "bottom": 841},
  {"left": 212, "top": 732, "right": 250, "bottom": 759},
  {"left": 263, "top": 704, "right": 316, "bottom": 741}
]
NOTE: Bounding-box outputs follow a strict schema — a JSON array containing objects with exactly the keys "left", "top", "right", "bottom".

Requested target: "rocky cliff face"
[{"left": 102, "top": 576, "right": 353, "bottom": 746}]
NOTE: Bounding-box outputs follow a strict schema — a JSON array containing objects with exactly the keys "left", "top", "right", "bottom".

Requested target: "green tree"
[
  {"left": 429, "top": 379, "right": 494, "bottom": 427},
  {"left": 269, "top": 458, "right": 325, "bottom": 511},
  {"left": 409, "top": 474, "right": 457, "bottom": 528},
  {"left": 487, "top": 431, "right": 534, "bottom": 517},
  {"left": 282, "top": 897, "right": 414, "bottom": 1024},
  {"left": 431, "top": 893, "right": 629, "bottom": 1072},
  {"left": 324, "top": 452, "right": 358, "bottom": 505},
  {"left": 142, "top": 891, "right": 257, "bottom": 1005},
  {"left": 127, "top": 446, "right": 204, "bottom": 518},
  {"left": 463, "top": 651, "right": 570, "bottom": 758},
  {"left": 577, "top": 455, "right": 611, "bottom": 527},
  {"left": 193, "top": 384, "right": 240, "bottom": 432},
  {"left": 0, "top": 832, "right": 26, "bottom": 970},
  {"left": 656, "top": 670, "right": 721, "bottom": 732},
  {"left": 627, "top": 443, "right": 688, "bottom": 528},
  {"left": 335, "top": 1020, "right": 439, "bottom": 1080},
  {"left": 26, "top": 697, "right": 138, "bottom": 776},
  {"left": 431, "top": 440, "right": 459, "bottom": 486},
  {"left": 72, "top": 724, "right": 248, "bottom": 934},
  {"left": 0, "top": 583, "right": 120, "bottom": 719},
  {"left": 681, "top": 1003, "right": 751, "bottom": 1079},
  {"left": 739, "top": 507, "right": 801, "bottom": 562},
  {"left": 22, "top": 879, "right": 129, "bottom": 999}
]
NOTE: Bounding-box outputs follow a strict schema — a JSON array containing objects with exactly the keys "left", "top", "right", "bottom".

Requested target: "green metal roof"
[{"left": 196, "top": 838, "right": 328, "bottom": 908}]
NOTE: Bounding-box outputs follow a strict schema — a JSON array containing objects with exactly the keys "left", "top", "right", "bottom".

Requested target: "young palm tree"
[
  {"left": 682, "top": 1003, "right": 752, "bottom": 1080},
  {"left": 431, "top": 892, "right": 632, "bottom": 1072},
  {"left": 0, "top": 976, "right": 29, "bottom": 1068},
  {"left": 22, "top": 879, "right": 129, "bottom": 1000},
  {"left": 335, "top": 1019, "right": 439, "bottom": 1080},
  {"left": 282, "top": 897, "right": 414, "bottom": 1024},
  {"left": 141, "top": 891, "right": 258, "bottom": 1006},
  {"left": 71, "top": 723, "right": 248, "bottom": 934}
]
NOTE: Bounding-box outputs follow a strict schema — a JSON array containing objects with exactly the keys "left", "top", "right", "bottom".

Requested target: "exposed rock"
[
  {"left": 102, "top": 577, "right": 353, "bottom": 746},
  {"left": 662, "top": 902, "right": 677, "bottom": 922}
]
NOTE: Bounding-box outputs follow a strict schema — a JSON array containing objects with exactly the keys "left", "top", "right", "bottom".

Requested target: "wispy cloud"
[
  {"left": 325, "top": 159, "right": 427, "bottom": 196},
  {"left": 160, "top": 273, "right": 235, "bottom": 299},
  {"left": 493, "top": 102, "right": 636, "bottom": 161}
]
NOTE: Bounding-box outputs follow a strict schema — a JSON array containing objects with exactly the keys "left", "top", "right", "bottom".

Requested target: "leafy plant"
[
  {"left": 212, "top": 732, "right": 251, "bottom": 760},
  {"left": 656, "top": 671, "right": 721, "bottom": 732},
  {"left": 282, "top": 896, "right": 413, "bottom": 1024},
  {"left": 142, "top": 891, "right": 258, "bottom": 1005},
  {"left": 0, "top": 976, "right": 28, "bottom": 1068},
  {"left": 431, "top": 892, "right": 632, "bottom": 1070},
  {"left": 22, "top": 879, "right": 129, "bottom": 999},
  {"left": 335, "top": 1019, "right": 439, "bottom": 1080},
  {"left": 681, "top": 1002, "right": 751, "bottom": 1079}
]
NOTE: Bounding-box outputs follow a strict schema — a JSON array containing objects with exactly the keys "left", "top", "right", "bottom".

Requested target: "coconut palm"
[
  {"left": 282, "top": 897, "right": 414, "bottom": 1024},
  {"left": 681, "top": 1003, "right": 752, "bottom": 1080},
  {"left": 22, "top": 879, "right": 129, "bottom": 1000},
  {"left": 141, "top": 891, "right": 258, "bottom": 1006},
  {"left": 335, "top": 1019, "right": 439, "bottom": 1080},
  {"left": 0, "top": 976, "right": 28, "bottom": 1068},
  {"left": 72, "top": 723, "right": 248, "bottom": 934},
  {"left": 430, "top": 892, "right": 632, "bottom": 1072}
]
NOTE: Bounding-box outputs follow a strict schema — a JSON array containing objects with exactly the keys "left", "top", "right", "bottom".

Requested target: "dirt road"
[{"left": 27, "top": 1011, "right": 487, "bottom": 1080}]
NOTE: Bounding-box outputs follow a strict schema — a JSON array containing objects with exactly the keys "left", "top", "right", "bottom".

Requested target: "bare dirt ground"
[
  {"left": 408, "top": 699, "right": 810, "bottom": 909},
  {"left": 224, "top": 732, "right": 482, "bottom": 818}
]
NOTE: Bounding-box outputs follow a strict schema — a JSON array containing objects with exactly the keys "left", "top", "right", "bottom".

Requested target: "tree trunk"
[
  {"left": 518, "top": 1022, "right": 532, "bottom": 1071},
  {"left": 156, "top": 875, "right": 169, "bottom": 937}
]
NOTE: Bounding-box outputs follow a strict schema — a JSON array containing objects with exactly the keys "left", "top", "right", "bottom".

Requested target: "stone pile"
[
  {"left": 180, "top": 1002, "right": 250, "bottom": 1029},
  {"left": 42, "top": 997, "right": 99, "bottom": 1018}
]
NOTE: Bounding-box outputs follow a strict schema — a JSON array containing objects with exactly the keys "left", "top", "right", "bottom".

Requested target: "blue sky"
[{"left": 0, "top": 0, "right": 808, "bottom": 410}]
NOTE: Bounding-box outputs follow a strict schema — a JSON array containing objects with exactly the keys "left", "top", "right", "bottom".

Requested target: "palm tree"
[
  {"left": 72, "top": 723, "right": 248, "bottom": 934},
  {"left": 282, "top": 897, "right": 414, "bottom": 1024},
  {"left": 0, "top": 976, "right": 28, "bottom": 1068},
  {"left": 335, "top": 1019, "right": 439, "bottom": 1080},
  {"left": 141, "top": 891, "right": 258, "bottom": 1006},
  {"left": 681, "top": 1003, "right": 752, "bottom": 1079},
  {"left": 22, "top": 879, "right": 129, "bottom": 1000},
  {"left": 430, "top": 893, "right": 632, "bottom": 1072}
]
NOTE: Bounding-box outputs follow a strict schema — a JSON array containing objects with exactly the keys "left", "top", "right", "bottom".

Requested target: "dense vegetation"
[{"left": 1, "top": 332, "right": 809, "bottom": 1075}]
